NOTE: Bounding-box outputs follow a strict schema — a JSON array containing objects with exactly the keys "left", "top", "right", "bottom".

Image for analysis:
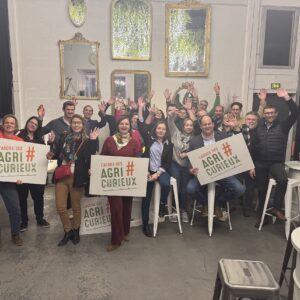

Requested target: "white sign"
[
  {"left": 89, "top": 155, "right": 149, "bottom": 197},
  {"left": 80, "top": 196, "right": 144, "bottom": 235},
  {"left": 80, "top": 196, "right": 111, "bottom": 235},
  {"left": 0, "top": 139, "right": 50, "bottom": 184},
  {"left": 188, "top": 134, "right": 254, "bottom": 185}
]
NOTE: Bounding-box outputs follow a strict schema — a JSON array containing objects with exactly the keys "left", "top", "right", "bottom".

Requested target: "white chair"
[
  {"left": 259, "top": 178, "right": 300, "bottom": 239},
  {"left": 190, "top": 182, "right": 232, "bottom": 233},
  {"left": 152, "top": 177, "right": 183, "bottom": 237}
]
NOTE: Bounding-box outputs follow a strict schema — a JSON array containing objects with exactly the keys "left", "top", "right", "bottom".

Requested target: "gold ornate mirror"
[
  {"left": 68, "top": 0, "right": 87, "bottom": 27},
  {"left": 111, "top": 70, "right": 151, "bottom": 102},
  {"left": 59, "top": 33, "right": 100, "bottom": 100}
]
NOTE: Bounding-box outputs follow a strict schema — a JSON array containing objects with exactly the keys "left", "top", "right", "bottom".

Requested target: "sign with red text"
[
  {"left": 89, "top": 155, "right": 149, "bottom": 197},
  {"left": 0, "top": 139, "right": 50, "bottom": 184},
  {"left": 188, "top": 134, "right": 254, "bottom": 185}
]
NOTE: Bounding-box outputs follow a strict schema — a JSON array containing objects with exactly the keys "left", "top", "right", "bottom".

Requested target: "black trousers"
[
  {"left": 17, "top": 183, "right": 45, "bottom": 224},
  {"left": 255, "top": 160, "right": 287, "bottom": 213},
  {"left": 243, "top": 171, "right": 257, "bottom": 210}
]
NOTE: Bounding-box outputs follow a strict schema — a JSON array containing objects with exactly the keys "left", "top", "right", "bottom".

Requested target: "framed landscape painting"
[
  {"left": 165, "top": 0, "right": 211, "bottom": 77},
  {"left": 111, "top": 0, "right": 152, "bottom": 60}
]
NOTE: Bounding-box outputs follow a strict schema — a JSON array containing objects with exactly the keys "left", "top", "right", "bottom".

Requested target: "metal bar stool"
[
  {"left": 152, "top": 177, "right": 183, "bottom": 237},
  {"left": 213, "top": 259, "right": 280, "bottom": 300}
]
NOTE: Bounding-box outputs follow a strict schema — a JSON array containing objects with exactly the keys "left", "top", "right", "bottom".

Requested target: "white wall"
[
  {"left": 7, "top": 0, "right": 300, "bottom": 128},
  {"left": 8, "top": 0, "right": 248, "bottom": 126}
]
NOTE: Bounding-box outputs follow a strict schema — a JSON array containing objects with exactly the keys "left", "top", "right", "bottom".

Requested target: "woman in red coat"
[{"left": 101, "top": 116, "right": 139, "bottom": 251}]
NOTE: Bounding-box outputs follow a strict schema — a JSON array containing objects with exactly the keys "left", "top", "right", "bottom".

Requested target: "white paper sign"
[
  {"left": 188, "top": 134, "right": 254, "bottom": 185},
  {"left": 89, "top": 155, "right": 149, "bottom": 197},
  {"left": 0, "top": 139, "right": 49, "bottom": 184}
]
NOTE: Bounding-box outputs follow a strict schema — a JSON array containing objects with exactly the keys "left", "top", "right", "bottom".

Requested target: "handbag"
[{"left": 54, "top": 140, "right": 85, "bottom": 181}]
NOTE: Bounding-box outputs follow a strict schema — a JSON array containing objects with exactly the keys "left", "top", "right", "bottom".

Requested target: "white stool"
[
  {"left": 190, "top": 201, "right": 232, "bottom": 228},
  {"left": 190, "top": 182, "right": 232, "bottom": 233},
  {"left": 152, "top": 177, "right": 183, "bottom": 237},
  {"left": 259, "top": 178, "right": 300, "bottom": 239}
]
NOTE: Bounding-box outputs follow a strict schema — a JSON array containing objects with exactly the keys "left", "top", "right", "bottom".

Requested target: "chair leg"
[
  {"left": 259, "top": 181, "right": 275, "bottom": 231},
  {"left": 190, "top": 200, "right": 197, "bottom": 226},
  {"left": 153, "top": 182, "right": 161, "bottom": 237},
  {"left": 284, "top": 183, "right": 293, "bottom": 240},
  {"left": 226, "top": 202, "right": 232, "bottom": 231},
  {"left": 171, "top": 179, "right": 182, "bottom": 234},
  {"left": 212, "top": 274, "right": 222, "bottom": 300}
]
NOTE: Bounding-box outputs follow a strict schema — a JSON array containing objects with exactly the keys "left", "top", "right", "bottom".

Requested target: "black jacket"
[
  {"left": 251, "top": 99, "right": 299, "bottom": 162},
  {"left": 189, "top": 130, "right": 228, "bottom": 151},
  {"left": 53, "top": 134, "right": 98, "bottom": 187}
]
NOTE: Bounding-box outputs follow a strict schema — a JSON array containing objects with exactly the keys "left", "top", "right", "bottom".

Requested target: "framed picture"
[
  {"left": 111, "top": 0, "right": 152, "bottom": 60},
  {"left": 165, "top": 0, "right": 211, "bottom": 77}
]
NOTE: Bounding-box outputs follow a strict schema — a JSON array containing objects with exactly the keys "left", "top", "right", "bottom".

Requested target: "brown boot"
[
  {"left": 12, "top": 234, "right": 23, "bottom": 246},
  {"left": 106, "top": 244, "right": 121, "bottom": 252},
  {"left": 269, "top": 208, "right": 286, "bottom": 221}
]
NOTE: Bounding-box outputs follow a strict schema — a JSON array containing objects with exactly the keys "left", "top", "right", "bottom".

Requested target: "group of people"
[{"left": 0, "top": 82, "right": 298, "bottom": 251}]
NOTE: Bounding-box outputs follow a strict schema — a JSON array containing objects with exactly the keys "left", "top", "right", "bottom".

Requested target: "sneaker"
[
  {"left": 217, "top": 210, "right": 229, "bottom": 222},
  {"left": 20, "top": 223, "right": 27, "bottom": 232},
  {"left": 37, "top": 219, "right": 50, "bottom": 228},
  {"left": 12, "top": 234, "right": 23, "bottom": 246},
  {"left": 169, "top": 214, "right": 178, "bottom": 223},
  {"left": 181, "top": 211, "right": 189, "bottom": 223},
  {"left": 159, "top": 203, "right": 166, "bottom": 218}
]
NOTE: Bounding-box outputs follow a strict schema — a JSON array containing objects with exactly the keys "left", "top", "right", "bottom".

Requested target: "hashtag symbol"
[
  {"left": 26, "top": 146, "right": 36, "bottom": 161},
  {"left": 222, "top": 142, "right": 232, "bottom": 157},
  {"left": 126, "top": 161, "right": 135, "bottom": 176}
]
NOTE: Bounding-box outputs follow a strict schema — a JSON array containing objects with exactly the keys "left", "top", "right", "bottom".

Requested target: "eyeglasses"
[
  {"left": 264, "top": 112, "right": 276, "bottom": 115},
  {"left": 71, "top": 121, "right": 83, "bottom": 125}
]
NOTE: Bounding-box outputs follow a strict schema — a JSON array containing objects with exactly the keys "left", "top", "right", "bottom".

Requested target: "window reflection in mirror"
[
  {"left": 59, "top": 33, "right": 100, "bottom": 100},
  {"left": 111, "top": 70, "right": 151, "bottom": 102}
]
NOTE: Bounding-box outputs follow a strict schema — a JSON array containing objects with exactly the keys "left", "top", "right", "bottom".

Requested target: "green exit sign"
[{"left": 271, "top": 83, "right": 281, "bottom": 89}]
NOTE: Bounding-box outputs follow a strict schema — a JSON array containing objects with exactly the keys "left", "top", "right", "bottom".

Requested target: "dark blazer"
[
  {"left": 138, "top": 120, "right": 173, "bottom": 171},
  {"left": 189, "top": 130, "right": 228, "bottom": 151}
]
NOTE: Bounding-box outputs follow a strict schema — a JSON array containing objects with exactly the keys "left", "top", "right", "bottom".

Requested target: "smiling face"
[
  {"left": 63, "top": 104, "right": 75, "bottom": 119},
  {"left": 70, "top": 117, "right": 84, "bottom": 133},
  {"left": 231, "top": 104, "right": 241, "bottom": 118},
  {"left": 263, "top": 108, "right": 278, "bottom": 124},
  {"left": 245, "top": 114, "right": 258, "bottom": 129},
  {"left": 200, "top": 116, "right": 214, "bottom": 137},
  {"left": 214, "top": 106, "right": 224, "bottom": 119},
  {"left": 83, "top": 106, "right": 93, "bottom": 120},
  {"left": 26, "top": 118, "right": 39, "bottom": 133},
  {"left": 183, "top": 119, "right": 193, "bottom": 135},
  {"left": 3, "top": 117, "right": 17, "bottom": 135},
  {"left": 155, "top": 123, "right": 167, "bottom": 140},
  {"left": 118, "top": 118, "right": 130, "bottom": 135}
]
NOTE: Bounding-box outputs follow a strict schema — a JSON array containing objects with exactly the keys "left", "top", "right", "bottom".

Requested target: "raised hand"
[
  {"left": 258, "top": 88, "right": 267, "bottom": 102},
  {"left": 138, "top": 96, "right": 145, "bottom": 108},
  {"left": 37, "top": 105, "right": 45, "bottom": 119},
  {"left": 107, "top": 96, "right": 116, "bottom": 106},
  {"left": 148, "top": 105, "right": 157, "bottom": 115},
  {"left": 214, "top": 83, "right": 220, "bottom": 95},
  {"left": 276, "top": 88, "right": 290, "bottom": 101},
  {"left": 98, "top": 101, "right": 106, "bottom": 113},
  {"left": 163, "top": 88, "right": 172, "bottom": 101},
  {"left": 71, "top": 96, "right": 78, "bottom": 106},
  {"left": 191, "top": 87, "right": 198, "bottom": 98},
  {"left": 89, "top": 127, "right": 101, "bottom": 140},
  {"left": 129, "top": 99, "right": 138, "bottom": 110},
  {"left": 48, "top": 131, "right": 55, "bottom": 143}
]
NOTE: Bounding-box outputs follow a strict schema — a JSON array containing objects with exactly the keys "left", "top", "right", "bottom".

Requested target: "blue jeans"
[
  {"left": 0, "top": 182, "right": 21, "bottom": 235},
  {"left": 142, "top": 171, "right": 171, "bottom": 223},
  {"left": 169, "top": 161, "right": 191, "bottom": 210},
  {"left": 187, "top": 175, "right": 245, "bottom": 205}
]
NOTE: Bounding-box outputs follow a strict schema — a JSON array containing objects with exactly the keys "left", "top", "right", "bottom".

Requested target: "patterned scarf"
[{"left": 113, "top": 132, "right": 131, "bottom": 150}]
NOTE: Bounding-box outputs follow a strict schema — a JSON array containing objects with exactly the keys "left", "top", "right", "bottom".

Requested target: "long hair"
[
  {"left": 150, "top": 120, "right": 170, "bottom": 142},
  {"left": 22, "top": 116, "right": 42, "bottom": 138}
]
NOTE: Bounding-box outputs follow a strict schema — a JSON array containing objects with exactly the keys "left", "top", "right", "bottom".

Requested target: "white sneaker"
[
  {"left": 169, "top": 214, "right": 178, "bottom": 223},
  {"left": 217, "top": 210, "right": 229, "bottom": 222},
  {"left": 181, "top": 211, "right": 189, "bottom": 223}
]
